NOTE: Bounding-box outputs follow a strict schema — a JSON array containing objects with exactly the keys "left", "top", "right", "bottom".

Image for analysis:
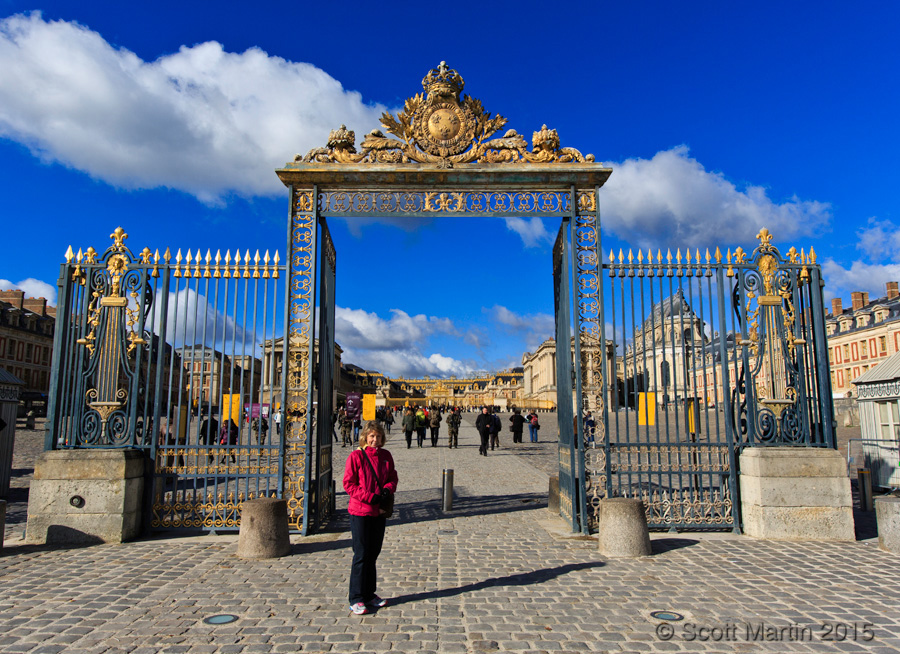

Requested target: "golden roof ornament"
[{"left": 299, "top": 62, "right": 596, "bottom": 168}]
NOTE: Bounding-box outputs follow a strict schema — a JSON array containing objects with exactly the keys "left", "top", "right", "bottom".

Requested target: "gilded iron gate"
[
  {"left": 46, "top": 229, "right": 289, "bottom": 530},
  {"left": 584, "top": 229, "right": 835, "bottom": 531}
]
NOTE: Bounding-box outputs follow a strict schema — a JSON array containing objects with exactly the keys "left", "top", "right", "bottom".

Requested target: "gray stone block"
[
  {"left": 32, "top": 449, "right": 144, "bottom": 480},
  {"left": 596, "top": 498, "right": 651, "bottom": 558},
  {"left": 25, "top": 449, "right": 145, "bottom": 545},
  {"left": 739, "top": 447, "right": 847, "bottom": 478},
  {"left": 875, "top": 496, "right": 900, "bottom": 553},
  {"left": 237, "top": 497, "right": 291, "bottom": 559},
  {"left": 740, "top": 447, "right": 854, "bottom": 541}
]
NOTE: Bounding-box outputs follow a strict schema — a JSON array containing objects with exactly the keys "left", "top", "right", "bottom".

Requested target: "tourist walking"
[
  {"left": 509, "top": 408, "right": 525, "bottom": 444},
  {"left": 489, "top": 409, "right": 501, "bottom": 450},
  {"left": 339, "top": 408, "right": 353, "bottom": 447},
  {"left": 343, "top": 420, "right": 398, "bottom": 615},
  {"left": 429, "top": 407, "right": 442, "bottom": 446},
  {"left": 446, "top": 407, "right": 461, "bottom": 448},
  {"left": 526, "top": 410, "right": 540, "bottom": 443},
  {"left": 475, "top": 406, "right": 492, "bottom": 456},
  {"left": 401, "top": 407, "right": 415, "bottom": 449},
  {"left": 415, "top": 406, "right": 428, "bottom": 447},
  {"left": 383, "top": 406, "right": 393, "bottom": 433},
  {"left": 272, "top": 409, "right": 282, "bottom": 436},
  {"left": 219, "top": 419, "right": 239, "bottom": 464}
]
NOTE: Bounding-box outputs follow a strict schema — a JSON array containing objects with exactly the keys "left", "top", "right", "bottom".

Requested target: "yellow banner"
[
  {"left": 222, "top": 394, "right": 242, "bottom": 426},
  {"left": 637, "top": 392, "right": 656, "bottom": 426},
  {"left": 363, "top": 394, "right": 376, "bottom": 421}
]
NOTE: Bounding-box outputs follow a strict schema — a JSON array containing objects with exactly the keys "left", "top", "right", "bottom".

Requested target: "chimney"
[
  {"left": 862, "top": 292, "right": 869, "bottom": 306},
  {"left": 831, "top": 298, "right": 843, "bottom": 316},
  {"left": 0, "top": 289, "right": 25, "bottom": 309},
  {"left": 23, "top": 297, "right": 47, "bottom": 317},
  {"left": 887, "top": 281, "right": 899, "bottom": 301},
  {"left": 851, "top": 292, "right": 865, "bottom": 311}
]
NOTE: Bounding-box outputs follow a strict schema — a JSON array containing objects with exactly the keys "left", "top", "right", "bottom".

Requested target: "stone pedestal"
[
  {"left": 875, "top": 496, "right": 900, "bottom": 554},
  {"left": 597, "top": 498, "right": 652, "bottom": 558},
  {"left": 237, "top": 497, "right": 291, "bottom": 559},
  {"left": 25, "top": 449, "right": 145, "bottom": 545},
  {"left": 739, "top": 447, "right": 854, "bottom": 541}
]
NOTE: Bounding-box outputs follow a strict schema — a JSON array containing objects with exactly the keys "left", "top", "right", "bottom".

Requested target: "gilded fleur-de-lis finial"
[
  {"left": 110, "top": 227, "right": 128, "bottom": 250},
  {"left": 756, "top": 228, "right": 773, "bottom": 250}
]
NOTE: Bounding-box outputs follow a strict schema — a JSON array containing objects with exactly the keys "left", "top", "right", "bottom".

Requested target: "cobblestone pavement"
[{"left": 3, "top": 416, "right": 899, "bottom": 653}]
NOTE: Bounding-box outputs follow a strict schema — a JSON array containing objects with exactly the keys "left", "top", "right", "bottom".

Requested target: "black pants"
[
  {"left": 416, "top": 427, "right": 426, "bottom": 447},
  {"left": 490, "top": 432, "right": 499, "bottom": 449},
  {"left": 349, "top": 514, "right": 386, "bottom": 605},
  {"left": 479, "top": 431, "right": 490, "bottom": 455},
  {"left": 405, "top": 430, "right": 413, "bottom": 448},
  {"left": 430, "top": 427, "right": 439, "bottom": 446}
]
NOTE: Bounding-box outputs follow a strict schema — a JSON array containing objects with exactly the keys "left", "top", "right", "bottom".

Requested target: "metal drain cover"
[
  {"left": 203, "top": 614, "right": 239, "bottom": 625},
  {"left": 437, "top": 529, "right": 458, "bottom": 535},
  {"left": 650, "top": 611, "right": 684, "bottom": 622}
]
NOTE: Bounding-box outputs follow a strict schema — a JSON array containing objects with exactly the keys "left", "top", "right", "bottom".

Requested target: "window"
[
  {"left": 25, "top": 343, "right": 33, "bottom": 362},
  {"left": 7, "top": 339, "right": 15, "bottom": 358},
  {"left": 843, "top": 344, "right": 850, "bottom": 360},
  {"left": 876, "top": 400, "right": 900, "bottom": 439},
  {"left": 880, "top": 336, "right": 887, "bottom": 354},
  {"left": 861, "top": 341, "right": 868, "bottom": 357}
]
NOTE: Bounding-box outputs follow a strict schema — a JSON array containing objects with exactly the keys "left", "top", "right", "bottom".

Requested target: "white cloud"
[
  {"left": 335, "top": 307, "right": 457, "bottom": 351},
  {"left": 504, "top": 217, "right": 552, "bottom": 248},
  {"left": 338, "top": 345, "right": 476, "bottom": 379},
  {"left": 0, "top": 12, "right": 386, "bottom": 203},
  {"left": 599, "top": 146, "right": 832, "bottom": 248},
  {"left": 333, "top": 306, "right": 472, "bottom": 377},
  {"left": 152, "top": 288, "right": 257, "bottom": 350},
  {"left": 486, "top": 305, "right": 554, "bottom": 352},
  {"left": 855, "top": 218, "right": 900, "bottom": 262},
  {"left": 821, "top": 259, "right": 900, "bottom": 300},
  {"left": 0, "top": 277, "right": 57, "bottom": 305}
]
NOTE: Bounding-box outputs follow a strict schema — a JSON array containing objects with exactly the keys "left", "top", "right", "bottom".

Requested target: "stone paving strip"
[{"left": 1, "top": 416, "right": 899, "bottom": 653}]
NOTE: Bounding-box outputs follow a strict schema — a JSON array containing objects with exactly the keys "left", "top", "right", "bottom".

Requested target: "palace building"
[
  {"left": 829, "top": 282, "right": 900, "bottom": 397},
  {"left": 0, "top": 290, "right": 56, "bottom": 414}
]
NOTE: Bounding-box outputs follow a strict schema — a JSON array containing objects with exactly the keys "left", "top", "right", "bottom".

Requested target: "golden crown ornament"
[{"left": 300, "top": 62, "right": 596, "bottom": 168}]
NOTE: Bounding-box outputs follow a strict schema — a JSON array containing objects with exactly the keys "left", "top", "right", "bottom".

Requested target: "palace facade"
[
  {"left": 0, "top": 290, "right": 56, "bottom": 414},
  {"left": 830, "top": 282, "right": 900, "bottom": 397}
]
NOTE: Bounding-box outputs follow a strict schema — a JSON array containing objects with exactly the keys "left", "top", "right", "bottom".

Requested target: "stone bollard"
[
  {"left": 548, "top": 476, "right": 559, "bottom": 514},
  {"left": 237, "top": 498, "right": 291, "bottom": 559},
  {"left": 0, "top": 499, "right": 6, "bottom": 551},
  {"left": 875, "top": 496, "right": 900, "bottom": 554},
  {"left": 597, "top": 498, "right": 652, "bottom": 558}
]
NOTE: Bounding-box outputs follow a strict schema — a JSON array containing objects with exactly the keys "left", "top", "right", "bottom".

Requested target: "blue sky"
[{"left": 1, "top": 2, "right": 898, "bottom": 378}]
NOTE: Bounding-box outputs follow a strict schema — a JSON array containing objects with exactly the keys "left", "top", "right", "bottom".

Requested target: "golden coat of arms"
[{"left": 301, "top": 62, "right": 595, "bottom": 168}]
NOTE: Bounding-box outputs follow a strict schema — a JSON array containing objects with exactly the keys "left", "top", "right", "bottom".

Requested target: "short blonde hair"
[{"left": 358, "top": 420, "right": 386, "bottom": 448}]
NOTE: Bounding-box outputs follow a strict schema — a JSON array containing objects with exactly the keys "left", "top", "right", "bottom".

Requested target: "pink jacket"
[{"left": 343, "top": 447, "right": 398, "bottom": 517}]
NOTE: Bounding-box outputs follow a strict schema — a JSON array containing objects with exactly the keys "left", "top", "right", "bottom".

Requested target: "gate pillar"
[{"left": 739, "top": 447, "right": 854, "bottom": 541}]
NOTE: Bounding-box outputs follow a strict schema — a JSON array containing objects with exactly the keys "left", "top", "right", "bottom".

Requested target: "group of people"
[
  {"left": 474, "top": 407, "right": 542, "bottom": 454},
  {"left": 397, "top": 405, "right": 462, "bottom": 448}
]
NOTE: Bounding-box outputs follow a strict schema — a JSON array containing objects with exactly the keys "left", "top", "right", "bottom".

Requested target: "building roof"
[
  {"left": 852, "top": 352, "right": 900, "bottom": 385},
  {"left": 0, "top": 366, "right": 25, "bottom": 385}
]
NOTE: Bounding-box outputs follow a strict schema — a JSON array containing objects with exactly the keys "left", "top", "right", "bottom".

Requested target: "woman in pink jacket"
[{"left": 343, "top": 420, "right": 398, "bottom": 615}]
